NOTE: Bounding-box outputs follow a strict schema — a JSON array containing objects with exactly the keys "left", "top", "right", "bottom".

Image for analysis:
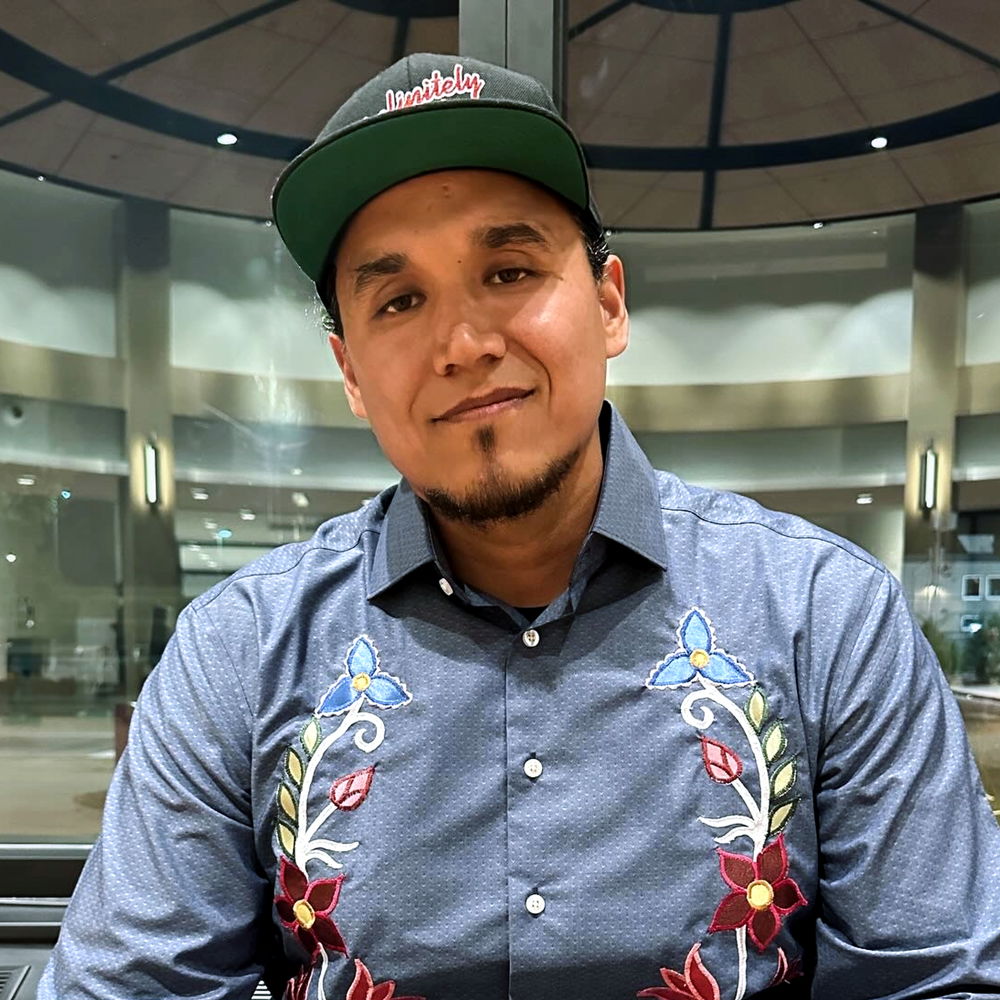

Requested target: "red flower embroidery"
[
  {"left": 275, "top": 857, "right": 348, "bottom": 958},
  {"left": 708, "top": 834, "right": 806, "bottom": 952},
  {"left": 331, "top": 766, "right": 376, "bottom": 811},
  {"left": 700, "top": 736, "right": 743, "bottom": 784},
  {"left": 345, "top": 958, "right": 425, "bottom": 1000},
  {"left": 285, "top": 965, "right": 311, "bottom": 1000},
  {"left": 637, "top": 943, "right": 720, "bottom": 1000},
  {"left": 769, "top": 947, "right": 804, "bottom": 986}
]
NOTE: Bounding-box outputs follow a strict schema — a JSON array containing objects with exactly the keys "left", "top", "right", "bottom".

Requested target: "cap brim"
[{"left": 272, "top": 103, "right": 591, "bottom": 282}]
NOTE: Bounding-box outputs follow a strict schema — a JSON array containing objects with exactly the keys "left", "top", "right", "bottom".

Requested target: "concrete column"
[
  {"left": 115, "top": 198, "right": 180, "bottom": 698},
  {"left": 904, "top": 204, "right": 966, "bottom": 562}
]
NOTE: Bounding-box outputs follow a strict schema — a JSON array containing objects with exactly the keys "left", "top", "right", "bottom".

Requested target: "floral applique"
[
  {"left": 317, "top": 635, "right": 412, "bottom": 715},
  {"left": 275, "top": 857, "right": 348, "bottom": 957},
  {"left": 647, "top": 609, "right": 755, "bottom": 688},
  {"left": 637, "top": 943, "right": 720, "bottom": 1000},
  {"left": 709, "top": 836, "right": 806, "bottom": 951},
  {"left": 346, "top": 959, "right": 426, "bottom": 1000},
  {"left": 273, "top": 635, "right": 416, "bottom": 1000},
  {"left": 642, "top": 609, "right": 807, "bottom": 1000}
]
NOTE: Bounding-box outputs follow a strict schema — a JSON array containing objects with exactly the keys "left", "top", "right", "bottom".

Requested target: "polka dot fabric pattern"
[{"left": 38, "top": 404, "right": 1000, "bottom": 1000}]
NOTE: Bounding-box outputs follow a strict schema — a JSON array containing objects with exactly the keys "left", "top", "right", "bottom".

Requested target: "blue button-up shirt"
[{"left": 41, "top": 404, "right": 1000, "bottom": 1000}]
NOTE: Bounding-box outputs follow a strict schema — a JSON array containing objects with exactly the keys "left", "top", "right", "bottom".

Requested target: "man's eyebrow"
[
  {"left": 474, "top": 222, "right": 553, "bottom": 251},
  {"left": 352, "top": 252, "right": 408, "bottom": 296}
]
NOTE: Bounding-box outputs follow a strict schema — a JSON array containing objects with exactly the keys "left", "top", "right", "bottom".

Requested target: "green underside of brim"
[{"left": 273, "top": 104, "right": 589, "bottom": 282}]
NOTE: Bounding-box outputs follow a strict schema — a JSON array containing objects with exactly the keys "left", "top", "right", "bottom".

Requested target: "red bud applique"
[
  {"left": 330, "top": 765, "right": 376, "bottom": 811},
  {"left": 700, "top": 736, "right": 743, "bottom": 784}
]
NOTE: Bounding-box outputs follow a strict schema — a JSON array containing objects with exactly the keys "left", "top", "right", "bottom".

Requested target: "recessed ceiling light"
[
  {"left": 60, "top": 489, "right": 72, "bottom": 499},
  {"left": 16, "top": 475, "right": 35, "bottom": 486},
  {"left": 856, "top": 493, "right": 874, "bottom": 505},
  {"left": 263, "top": 220, "right": 273, "bottom": 228},
  {"left": 239, "top": 508, "right": 256, "bottom": 521},
  {"left": 36, "top": 174, "right": 45, "bottom": 182},
  {"left": 216, "top": 528, "right": 233, "bottom": 540},
  {"left": 292, "top": 491, "right": 310, "bottom": 509},
  {"left": 291, "top": 467, "right": 303, "bottom": 476},
  {"left": 204, "top": 519, "right": 218, "bottom": 531},
  {"left": 4, "top": 553, "right": 16, "bottom": 563},
  {"left": 191, "top": 487, "right": 209, "bottom": 501},
  {"left": 870, "top": 136, "right": 888, "bottom": 149},
  {"left": 812, "top": 221, "right": 824, "bottom": 229},
  {"left": 216, "top": 133, "right": 238, "bottom": 146}
]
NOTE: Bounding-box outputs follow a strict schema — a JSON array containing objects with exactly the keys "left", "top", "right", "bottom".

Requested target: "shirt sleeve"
[
  {"left": 813, "top": 569, "right": 1000, "bottom": 999},
  {"left": 38, "top": 601, "right": 271, "bottom": 1000}
]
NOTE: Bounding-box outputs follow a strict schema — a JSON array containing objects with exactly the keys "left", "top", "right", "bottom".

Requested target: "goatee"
[{"left": 423, "top": 425, "right": 582, "bottom": 527}]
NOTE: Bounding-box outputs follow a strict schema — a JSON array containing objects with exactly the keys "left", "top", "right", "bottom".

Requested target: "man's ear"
[
  {"left": 329, "top": 334, "right": 368, "bottom": 421},
  {"left": 599, "top": 254, "right": 629, "bottom": 360}
]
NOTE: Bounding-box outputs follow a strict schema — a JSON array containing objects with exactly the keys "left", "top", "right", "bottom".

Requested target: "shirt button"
[
  {"left": 525, "top": 892, "right": 545, "bottom": 916},
  {"left": 523, "top": 756, "right": 543, "bottom": 779},
  {"left": 438, "top": 578, "right": 453, "bottom": 596},
  {"left": 522, "top": 629, "right": 540, "bottom": 648}
]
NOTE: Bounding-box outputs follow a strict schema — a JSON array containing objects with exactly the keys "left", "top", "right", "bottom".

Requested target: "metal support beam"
[
  {"left": 114, "top": 198, "right": 181, "bottom": 699},
  {"left": 904, "top": 204, "right": 966, "bottom": 562}
]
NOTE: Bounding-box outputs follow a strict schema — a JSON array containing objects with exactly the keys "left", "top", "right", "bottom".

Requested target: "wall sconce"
[
  {"left": 919, "top": 446, "right": 938, "bottom": 512},
  {"left": 144, "top": 437, "right": 160, "bottom": 507}
]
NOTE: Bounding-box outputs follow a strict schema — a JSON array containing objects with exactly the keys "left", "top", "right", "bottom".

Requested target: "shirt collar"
[
  {"left": 589, "top": 401, "right": 668, "bottom": 570},
  {"left": 366, "top": 400, "right": 667, "bottom": 600}
]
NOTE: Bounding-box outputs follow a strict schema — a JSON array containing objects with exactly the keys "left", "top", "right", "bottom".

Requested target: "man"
[{"left": 41, "top": 53, "right": 1000, "bottom": 1000}]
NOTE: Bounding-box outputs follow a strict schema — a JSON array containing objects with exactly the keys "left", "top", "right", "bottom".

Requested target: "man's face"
[{"left": 330, "top": 169, "right": 628, "bottom": 524}]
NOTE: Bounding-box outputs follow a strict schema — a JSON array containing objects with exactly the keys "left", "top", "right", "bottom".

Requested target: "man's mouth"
[{"left": 435, "top": 388, "right": 533, "bottom": 422}]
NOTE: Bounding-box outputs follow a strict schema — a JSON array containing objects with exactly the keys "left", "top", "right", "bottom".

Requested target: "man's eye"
[
  {"left": 489, "top": 267, "right": 530, "bottom": 285},
  {"left": 378, "top": 292, "right": 420, "bottom": 316}
]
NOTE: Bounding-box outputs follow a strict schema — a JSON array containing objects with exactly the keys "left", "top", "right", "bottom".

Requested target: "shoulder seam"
[
  {"left": 196, "top": 526, "right": 381, "bottom": 611},
  {"left": 658, "top": 503, "right": 880, "bottom": 569}
]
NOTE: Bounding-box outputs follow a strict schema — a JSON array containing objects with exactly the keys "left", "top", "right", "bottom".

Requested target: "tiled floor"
[{"left": 0, "top": 714, "right": 114, "bottom": 842}]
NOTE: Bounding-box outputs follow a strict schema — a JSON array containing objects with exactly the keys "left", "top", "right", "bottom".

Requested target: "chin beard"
[{"left": 422, "top": 425, "right": 582, "bottom": 527}]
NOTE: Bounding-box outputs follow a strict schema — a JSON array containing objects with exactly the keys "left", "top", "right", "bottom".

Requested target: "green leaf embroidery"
[
  {"left": 762, "top": 720, "right": 787, "bottom": 764},
  {"left": 301, "top": 718, "right": 321, "bottom": 755},
  {"left": 746, "top": 687, "right": 768, "bottom": 732},
  {"left": 286, "top": 748, "right": 304, "bottom": 786},
  {"left": 277, "top": 821, "right": 296, "bottom": 858},
  {"left": 278, "top": 783, "right": 297, "bottom": 821},
  {"left": 771, "top": 759, "right": 797, "bottom": 799},
  {"left": 769, "top": 798, "right": 799, "bottom": 836}
]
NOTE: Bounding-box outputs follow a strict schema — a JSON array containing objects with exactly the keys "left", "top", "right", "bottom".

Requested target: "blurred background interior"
[{"left": 0, "top": 0, "right": 999, "bottom": 994}]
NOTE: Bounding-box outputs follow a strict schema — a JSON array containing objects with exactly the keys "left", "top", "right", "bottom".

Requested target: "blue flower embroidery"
[
  {"left": 316, "top": 636, "right": 412, "bottom": 715},
  {"left": 646, "top": 608, "right": 755, "bottom": 689}
]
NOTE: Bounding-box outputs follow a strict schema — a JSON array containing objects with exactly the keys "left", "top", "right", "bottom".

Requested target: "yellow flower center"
[
  {"left": 690, "top": 649, "right": 710, "bottom": 669},
  {"left": 352, "top": 673, "right": 371, "bottom": 691},
  {"left": 293, "top": 899, "right": 316, "bottom": 929},
  {"left": 746, "top": 879, "right": 774, "bottom": 911}
]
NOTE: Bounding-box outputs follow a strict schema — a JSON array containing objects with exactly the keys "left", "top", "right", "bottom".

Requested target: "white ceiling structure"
[{"left": 0, "top": 0, "right": 998, "bottom": 228}]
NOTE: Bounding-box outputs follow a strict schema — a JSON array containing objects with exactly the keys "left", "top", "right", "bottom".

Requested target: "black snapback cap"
[{"left": 271, "top": 53, "right": 601, "bottom": 299}]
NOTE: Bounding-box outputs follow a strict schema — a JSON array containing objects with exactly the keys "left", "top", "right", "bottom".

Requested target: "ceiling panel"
[
  {"left": 0, "top": 72, "right": 47, "bottom": 118},
  {"left": 51, "top": 0, "right": 235, "bottom": 64},
  {"left": 170, "top": 150, "right": 285, "bottom": 216},
  {"left": 58, "top": 115, "right": 206, "bottom": 200},
  {"left": 856, "top": 67, "right": 1000, "bottom": 126},
  {"left": 815, "top": 21, "right": 990, "bottom": 98},
  {"left": 405, "top": 16, "right": 459, "bottom": 55},
  {"left": 116, "top": 66, "right": 263, "bottom": 128},
  {"left": 768, "top": 153, "right": 923, "bottom": 219},
  {"left": 724, "top": 43, "right": 852, "bottom": 134},
  {"left": 786, "top": 0, "right": 914, "bottom": 41},
  {"left": 0, "top": 101, "right": 95, "bottom": 175},
  {"left": 887, "top": 0, "right": 1000, "bottom": 59},
  {"left": 728, "top": 6, "right": 808, "bottom": 57},
  {"left": 614, "top": 172, "right": 702, "bottom": 230},
  {"left": 124, "top": 22, "right": 316, "bottom": 101},
  {"left": 3, "top": 0, "right": 117, "bottom": 73},
  {"left": 713, "top": 169, "right": 811, "bottom": 228},
  {"left": 245, "top": 0, "right": 351, "bottom": 45},
  {"left": 722, "top": 97, "right": 867, "bottom": 146}
]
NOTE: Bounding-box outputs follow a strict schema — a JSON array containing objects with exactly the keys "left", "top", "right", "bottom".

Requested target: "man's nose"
[{"left": 432, "top": 302, "right": 507, "bottom": 376}]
